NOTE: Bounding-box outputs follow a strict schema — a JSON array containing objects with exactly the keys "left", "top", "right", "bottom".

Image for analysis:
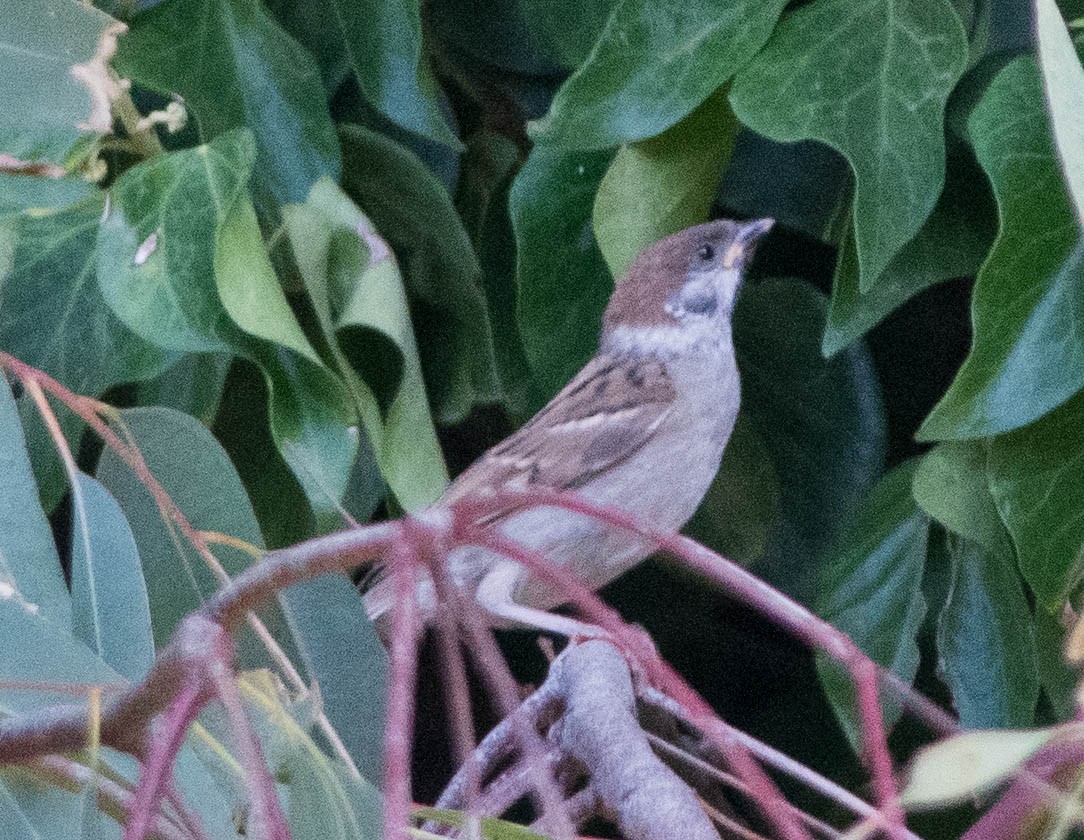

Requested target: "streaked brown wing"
[{"left": 442, "top": 354, "right": 676, "bottom": 524}]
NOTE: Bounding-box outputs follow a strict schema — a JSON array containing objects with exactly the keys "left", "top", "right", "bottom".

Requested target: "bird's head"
[{"left": 600, "top": 218, "right": 773, "bottom": 357}]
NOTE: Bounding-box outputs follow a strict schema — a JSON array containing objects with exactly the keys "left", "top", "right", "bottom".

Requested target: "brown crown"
[{"left": 601, "top": 218, "right": 772, "bottom": 332}]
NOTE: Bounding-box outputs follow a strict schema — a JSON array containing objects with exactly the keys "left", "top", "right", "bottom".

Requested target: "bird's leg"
[{"left": 475, "top": 561, "right": 603, "bottom": 638}]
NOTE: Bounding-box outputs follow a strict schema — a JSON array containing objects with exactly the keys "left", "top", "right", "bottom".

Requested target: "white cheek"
[{"left": 711, "top": 268, "right": 743, "bottom": 311}]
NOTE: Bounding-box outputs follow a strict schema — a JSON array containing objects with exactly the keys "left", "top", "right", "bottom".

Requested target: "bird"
[{"left": 364, "top": 217, "right": 774, "bottom": 637}]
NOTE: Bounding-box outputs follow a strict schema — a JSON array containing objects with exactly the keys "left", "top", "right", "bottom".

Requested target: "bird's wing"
[{"left": 442, "top": 354, "right": 676, "bottom": 524}]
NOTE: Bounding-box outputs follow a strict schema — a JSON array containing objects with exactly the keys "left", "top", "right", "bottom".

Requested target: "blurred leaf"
[
  {"left": 0, "top": 176, "right": 94, "bottom": 221},
  {"left": 416, "top": 807, "right": 549, "bottom": 839},
  {"left": 937, "top": 539, "right": 1039, "bottom": 728},
  {"left": 115, "top": 0, "right": 340, "bottom": 207},
  {"left": 686, "top": 414, "right": 779, "bottom": 566},
  {"left": 95, "top": 406, "right": 386, "bottom": 772},
  {"left": 94, "top": 407, "right": 282, "bottom": 655},
  {"left": 428, "top": 0, "right": 558, "bottom": 76},
  {"left": 69, "top": 471, "right": 154, "bottom": 683},
  {"left": 912, "top": 441, "right": 1010, "bottom": 554},
  {"left": 0, "top": 0, "right": 120, "bottom": 166},
  {"left": 1034, "top": 608, "right": 1077, "bottom": 720},
  {"left": 0, "top": 778, "right": 37, "bottom": 840},
  {"left": 230, "top": 671, "right": 383, "bottom": 839},
  {"left": 730, "top": 0, "right": 968, "bottom": 288},
  {"left": 339, "top": 124, "right": 500, "bottom": 422},
  {"left": 717, "top": 135, "right": 851, "bottom": 244},
  {"left": 529, "top": 0, "right": 788, "bottom": 150},
  {"left": 1037, "top": 0, "right": 1084, "bottom": 222},
  {"left": 510, "top": 146, "right": 613, "bottom": 396},
  {"left": 15, "top": 396, "right": 73, "bottom": 515},
  {"left": 823, "top": 151, "right": 997, "bottom": 356},
  {"left": 593, "top": 87, "right": 739, "bottom": 277},
  {"left": 456, "top": 133, "right": 520, "bottom": 244},
  {"left": 0, "top": 608, "right": 238, "bottom": 838},
  {"left": 919, "top": 58, "right": 1084, "bottom": 439},
  {"left": 1, "top": 197, "right": 172, "bottom": 394},
  {"left": 278, "top": 573, "right": 388, "bottom": 784},
  {"left": 734, "top": 279, "right": 886, "bottom": 601},
  {"left": 816, "top": 460, "right": 928, "bottom": 746},
  {"left": 262, "top": 0, "right": 350, "bottom": 93},
  {"left": 136, "top": 353, "right": 232, "bottom": 425},
  {"left": 0, "top": 376, "right": 71, "bottom": 630},
  {"left": 284, "top": 179, "right": 448, "bottom": 511},
  {"left": 0, "top": 766, "right": 92, "bottom": 839},
  {"left": 518, "top": 0, "right": 616, "bottom": 69},
  {"left": 987, "top": 389, "right": 1084, "bottom": 610},
  {"left": 0, "top": 597, "right": 119, "bottom": 715},
  {"left": 901, "top": 728, "right": 1053, "bottom": 809}
]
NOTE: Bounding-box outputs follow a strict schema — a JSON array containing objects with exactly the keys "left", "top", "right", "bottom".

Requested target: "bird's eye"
[{"left": 698, "top": 244, "right": 715, "bottom": 262}]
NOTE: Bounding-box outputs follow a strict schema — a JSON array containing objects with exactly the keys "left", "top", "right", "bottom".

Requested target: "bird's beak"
[{"left": 722, "top": 217, "right": 775, "bottom": 269}]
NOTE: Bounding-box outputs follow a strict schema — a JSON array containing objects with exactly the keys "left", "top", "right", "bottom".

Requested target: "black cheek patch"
[{"left": 682, "top": 288, "right": 718, "bottom": 315}]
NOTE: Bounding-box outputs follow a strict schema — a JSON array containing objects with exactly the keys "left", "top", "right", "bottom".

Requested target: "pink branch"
[{"left": 382, "top": 540, "right": 423, "bottom": 840}]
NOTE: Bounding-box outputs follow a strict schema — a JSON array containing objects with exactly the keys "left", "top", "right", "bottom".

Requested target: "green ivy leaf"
[
  {"left": 98, "top": 131, "right": 256, "bottom": 352},
  {"left": 919, "top": 58, "right": 1084, "bottom": 439},
  {"left": 2, "top": 197, "right": 171, "bottom": 395},
  {"left": 97, "top": 131, "right": 357, "bottom": 517},
  {"left": 987, "top": 389, "right": 1084, "bottom": 611},
  {"left": 215, "top": 197, "right": 322, "bottom": 365},
  {"left": 115, "top": 0, "right": 340, "bottom": 207},
  {"left": 528, "top": 0, "right": 788, "bottom": 150},
  {"left": 0, "top": 195, "right": 172, "bottom": 509},
  {"left": 339, "top": 125, "right": 500, "bottom": 422},
  {"left": 0, "top": 0, "right": 120, "bottom": 166},
  {"left": 456, "top": 133, "right": 538, "bottom": 415},
  {"left": 730, "top": 0, "right": 968, "bottom": 288},
  {"left": 936, "top": 538, "right": 1039, "bottom": 728},
  {"left": 1037, "top": 0, "right": 1084, "bottom": 221},
  {"left": 325, "top": 0, "right": 459, "bottom": 148},
  {"left": 69, "top": 470, "right": 155, "bottom": 683},
  {"left": 284, "top": 179, "right": 449, "bottom": 511},
  {"left": 823, "top": 151, "right": 997, "bottom": 356},
  {"left": 912, "top": 441, "right": 1010, "bottom": 554},
  {"left": 816, "top": 460, "right": 928, "bottom": 747},
  {"left": 592, "top": 87, "right": 739, "bottom": 277},
  {"left": 518, "top": 0, "right": 616, "bottom": 69},
  {"left": 0, "top": 377, "right": 70, "bottom": 630},
  {"left": 137, "top": 353, "right": 232, "bottom": 426},
  {"left": 510, "top": 146, "right": 614, "bottom": 397}
]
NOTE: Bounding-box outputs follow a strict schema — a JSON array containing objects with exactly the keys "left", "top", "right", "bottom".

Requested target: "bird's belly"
[
  {"left": 449, "top": 409, "right": 733, "bottom": 613},
  {"left": 449, "top": 354, "right": 740, "bottom": 616}
]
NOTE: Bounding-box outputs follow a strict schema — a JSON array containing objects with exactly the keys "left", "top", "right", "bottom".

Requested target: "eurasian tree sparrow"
[{"left": 365, "top": 218, "right": 774, "bottom": 636}]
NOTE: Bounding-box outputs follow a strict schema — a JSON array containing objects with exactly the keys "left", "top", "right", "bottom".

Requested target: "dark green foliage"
[{"left": 1, "top": 0, "right": 1082, "bottom": 834}]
